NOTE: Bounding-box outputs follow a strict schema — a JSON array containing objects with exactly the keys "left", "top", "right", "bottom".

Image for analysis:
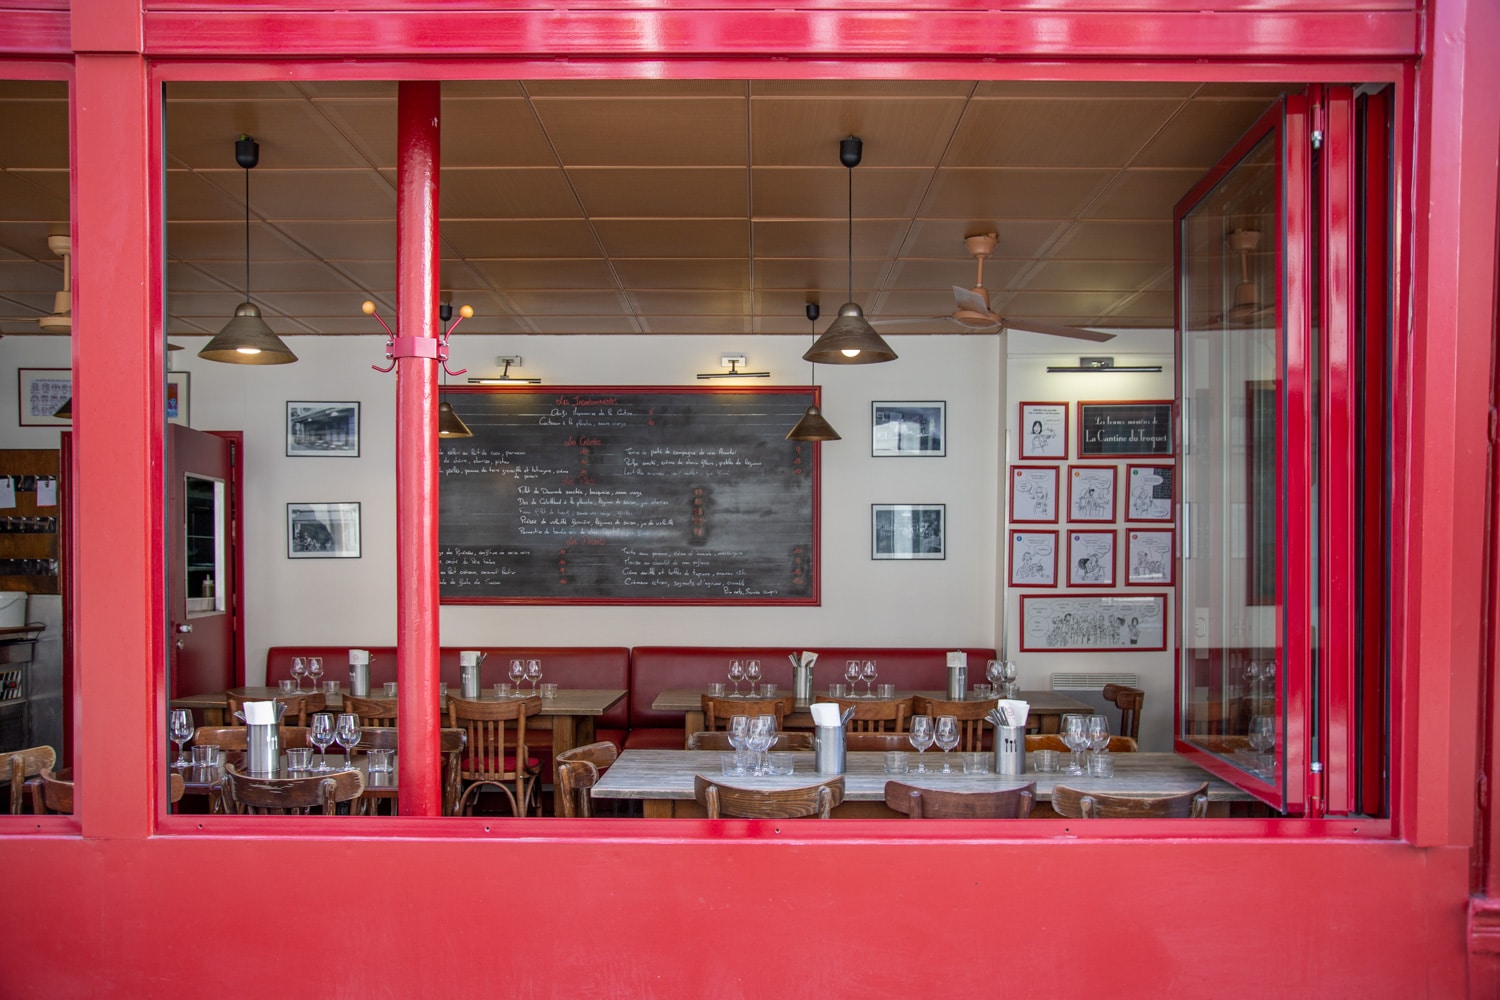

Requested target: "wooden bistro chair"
[
  {"left": 225, "top": 690, "right": 326, "bottom": 728},
  {"left": 4, "top": 744, "right": 55, "bottom": 813},
  {"left": 693, "top": 774, "right": 844, "bottom": 819},
  {"left": 169, "top": 772, "right": 185, "bottom": 806},
  {"left": 192, "top": 725, "right": 311, "bottom": 752},
  {"left": 30, "top": 767, "right": 73, "bottom": 815},
  {"left": 1051, "top": 781, "right": 1210, "bottom": 819},
  {"left": 912, "top": 695, "right": 998, "bottom": 751},
  {"left": 555, "top": 741, "right": 621, "bottom": 818},
  {"left": 883, "top": 780, "right": 1037, "bottom": 819},
  {"left": 700, "top": 694, "right": 793, "bottom": 733},
  {"left": 686, "top": 730, "right": 813, "bottom": 752},
  {"left": 356, "top": 726, "right": 469, "bottom": 816},
  {"left": 844, "top": 732, "right": 915, "bottom": 753},
  {"left": 221, "top": 763, "right": 365, "bottom": 816},
  {"left": 342, "top": 694, "right": 399, "bottom": 727},
  {"left": 1025, "top": 734, "right": 1139, "bottom": 753},
  {"left": 447, "top": 696, "right": 543, "bottom": 817},
  {"left": 1102, "top": 683, "right": 1145, "bottom": 742},
  {"left": 827, "top": 696, "right": 914, "bottom": 734}
]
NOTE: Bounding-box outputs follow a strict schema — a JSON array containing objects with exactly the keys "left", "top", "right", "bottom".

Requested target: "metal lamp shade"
[
  {"left": 438, "top": 399, "right": 474, "bottom": 438},
  {"left": 786, "top": 403, "right": 841, "bottom": 442},
  {"left": 802, "top": 302, "right": 898, "bottom": 365},
  {"left": 198, "top": 303, "right": 298, "bottom": 365}
]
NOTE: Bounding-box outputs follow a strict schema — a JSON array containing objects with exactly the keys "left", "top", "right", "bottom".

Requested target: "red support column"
[{"left": 395, "top": 81, "right": 442, "bottom": 817}]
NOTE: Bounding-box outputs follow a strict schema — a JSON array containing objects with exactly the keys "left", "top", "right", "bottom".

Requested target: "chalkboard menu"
[
  {"left": 1077, "top": 401, "right": 1175, "bottom": 457},
  {"left": 438, "top": 387, "right": 819, "bottom": 605}
]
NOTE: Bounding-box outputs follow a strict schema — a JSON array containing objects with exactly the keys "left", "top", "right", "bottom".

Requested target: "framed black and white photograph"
[
  {"left": 872, "top": 401, "right": 946, "bottom": 457},
  {"left": 1126, "top": 529, "right": 1175, "bottom": 586},
  {"left": 1018, "top": 401, "right": 1068, "bottom": 460},
  {"left": 1067, "top": 529, "right": 1116, "bottom": 587},
  {"left": 286, "top": 401, "right": 360, "bottom": 457},
  {"left": 1009, "top": 466, "right": 1060, "bottom": 523},
  {"left": 287, "top": 502, "right": 361, "bottom": 559},
  {"left": 1008, "top": 529, "right": 1059, "bottom": 587},
  {"left": 167, "top": 371, "right": 190, "bottom": 427},
  {"left": 1068, "top": 465, "right": 1117, "bottom": 522},
  {"left": 871, "top": 503, "right": 945, "bottom": 560},
  {"left": 1019, "top": 593, "right": 1168, "bottom": 652},
  {"left": 1125, "top": 463, "right": 1175, "bottom": 521},
  {"left": 18, "top": 368, "right": 71, "bottom": 427}
]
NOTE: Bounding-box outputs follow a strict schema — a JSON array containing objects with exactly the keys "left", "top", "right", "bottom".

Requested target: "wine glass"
[
  {"left": 861, "top": 660, "right": 878, "bottom": 697},
  {"left": 289, "top": 656, "right": 308, "bottom": 693},
  {"left": 1060, "top": 714, "right": 1089, "bottom": 775},
  {"left": 844, "top": 660, "right": 862, "bottom": 696},
  {"left": 727, "top": 715, "right": 750, "bottom": 757},
  {"left": 933, "top": 715, "right": 960, "bottom": 772},
  {"left": 1249, "top": 716, "right": 1275, "bottom": 773},
  {"left": 1087, "top": 714, "right": 1110, "bottom": 753},
  {"left": 908, "top": 715, "right": 935, "bottom": 772},
  {"left": 747, "top": 714, "right": 776, "bottom": 774},
  {"left": 307, "top": 657, "right": 324, "bottom": 691},
  {"left": 525, "top": 658, "right": 543, "bottom": 695},
  {"left": 168, "top": 708, "right": 194, "bottom": 768},
  {"left": 509, "top": 659, "right": 526, "bottom": 692},
  {"left": 986, "top": 659, "right": 1003, "bottom": 691},
  {"left": 728, "top": 659, "right": 745, "bottom": 696},
  {"left": 744, "top": 659, "right": 762, "bottom": 696},
  {"left": 1002, "top": 660, "right": 1019, "bottom": 698},
  {"left": 310, "top": 713, "right": 336, "bottom": 771},
  {"left": 334, "top": 713, "right": 361, "bottom": 769}
]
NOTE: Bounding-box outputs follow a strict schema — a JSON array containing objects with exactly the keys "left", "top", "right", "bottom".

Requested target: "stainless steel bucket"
[
  {"left": 993, "top": 725, "right": 1024, "bottom": 775},
  {"left": 247, "top": 723, "right": 280, "bottom": 774},
  {"left": 814, "top": 725, "right": 846, "bottom": 775}
]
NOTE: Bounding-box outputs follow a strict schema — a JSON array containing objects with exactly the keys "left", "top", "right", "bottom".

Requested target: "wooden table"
[
  {"left": 651, "top": 688, "right": 1097, "bottom": 738},
  {"left": 172, "top": 685, "right": 625, "bottom": 782},
  {"left": 591, "top": 750, "right": 1251, "bottom": 818},
  {"left": 176, "top": 752, "right": 394, "bottom": 813}
]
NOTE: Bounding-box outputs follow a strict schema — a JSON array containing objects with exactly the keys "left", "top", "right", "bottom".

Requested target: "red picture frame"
[
  {"left": 1018, "top": 401, "right": 1069, "bottom": 460},
  {"left": 1009, "top": 465, "right": 1060, "bottom": 523},
  {"left": 1125, "top": 529, "right": 1175, "bottom": 586},
  {"left": 1018, "top": 593, "right": 1169, "bottom": 652},
  {"left": 1124, "top": 463, "right": 1175, "bottom": 522},
  {"left": 1008, "top": 529, "right": 1059, "bottom": 587},
  {"left": 1067, "top": 529, "right": 1116, "bottom": 587},
  {"left": 1067, "top": 464, "right": 1117, "bottom": 522}
]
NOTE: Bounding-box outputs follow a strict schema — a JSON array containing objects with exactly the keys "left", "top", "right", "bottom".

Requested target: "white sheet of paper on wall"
[
  {"left": 0, "top": 478, "right": 15, "bottom": 510},
  {"left": 36, "top": 477, "right": 57, "bottom": 507}
]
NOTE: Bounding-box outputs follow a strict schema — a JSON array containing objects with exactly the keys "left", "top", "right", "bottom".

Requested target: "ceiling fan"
[
  {"left": 1215, "top": 228, "right": 1276, "bottom": 326},
  {"left": 0, "top": 234, "right": 71, "bottom": 334},
  {"left": 875, "top": 233, "right": 1115, "bottom": 342}
]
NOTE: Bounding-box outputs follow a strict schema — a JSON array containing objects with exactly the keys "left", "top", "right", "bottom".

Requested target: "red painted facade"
[{"left": 3, "top": 0, "right": 1499, "bottom": 996}]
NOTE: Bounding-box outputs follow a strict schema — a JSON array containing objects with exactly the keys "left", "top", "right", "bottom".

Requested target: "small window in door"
[{"left": 184, "top": 474, "right": 225, "bottom": 616}]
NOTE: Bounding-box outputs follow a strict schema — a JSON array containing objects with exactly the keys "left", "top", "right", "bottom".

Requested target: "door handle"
[{"left": 176, "top": 623, "right": 193, "bottom": 634}]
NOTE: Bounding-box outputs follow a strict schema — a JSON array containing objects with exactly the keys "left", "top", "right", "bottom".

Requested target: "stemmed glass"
[
  {"left": 746, "top": 714, "right": 776, "bottom": 774},
  {"left": 334, "top": 713, "right": 361, "bottom": 769},
  {"left": 525, "top": 658, "right": 543, "bottom": 695},
  {"left": 290, "top": 656, "right": 308, "bottom": 693},
  {"left": 309, "top": 714, "right": 336, "bottom": 772},
  {"left": 728, "top": 659, "right": 745, "bottom": 696},
  {"left": 168, "top": 708, "right": 195, "bottom": 768},
  {"left": 509, "top": 659, "right": 526, "bottom": 693},
  {"left": 1002, "top": 660, "right": 1019, "bottom": 698},
  {"left": 744, "top": 659, "right": 762, "bottom": 696},
  {"left": 908, "top": 715, "right": 935, "bottom": 773},
  {"left": 307, "top": 657, "right": 324, "bottom": 691},
  {"left": 844, "top": 660, "right": 862, "bottom": 696},
  {"left": 1060, "top": 714, "right": 1089, "bottom": 775},
  {"left": 1248, "top": 716, "right": 1275, "bottom": 774},
  {"left": 861, "top": 660, "right": 878, "bottom": 697},
  {"left": 933, "top": 715, "right": 960, "bottom": 772},
  {"left": 986, "top": 659, "right": 1003, "bottom": 691},
  {"left": 727, "top": 715, "right": 750, "bottom": 769},
  {"left": 1086, "top": 714, "right": 1111, "bottom": 771}
]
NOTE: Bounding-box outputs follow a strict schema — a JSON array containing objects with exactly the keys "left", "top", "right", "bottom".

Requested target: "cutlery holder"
[
  {"left": 994, "top": 724, "right": 1024, "bottom": 775},
  {"left": 814, "top": 724, "right": 846, "bottom": 775},
  {"left": 461, "top": 663, "right": 480, "bottom": 699},
  {"left": 947, "top": 663, "right": 968, "bottom": 700},
  {"left": 349, "top": 661, "right": 370, "bottom": 697},
  {"left": 247, "top": 723, "right": 280, "bottom": 775},
  {"left": 793, "top": 662, "right": 813, "bottom": 707}
]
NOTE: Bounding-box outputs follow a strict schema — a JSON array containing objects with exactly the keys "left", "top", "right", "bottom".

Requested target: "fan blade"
[
  {"left": 1005, "top": 320, "right": 1116, "bottom": 343},
  {"left": 871, "top": 316, "right": 951, "bottom": 327},
  {"left": 952, "top": 285, "right": 990, "bottom": 315}
]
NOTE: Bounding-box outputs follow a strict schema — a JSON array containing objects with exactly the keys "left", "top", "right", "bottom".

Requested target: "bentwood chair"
[
  {"left": 169, "top": 772, "right": 185, "bottom": 806},
  {"left": 555, "top": 741, "right": 620, "bottom": 818},
  {"left": 225, "top": 690, "right": 327, "bottom": 728},
  {"left": 1025, "top": 734, "right": 1139, "bottom": 753},
  {"left": 912, "top": 696, "right": 997, "bottom": 751},
  {"left": 700, "top": 694, "right": 792, "bottom": 733},
  {"left": 686, "top": 730, "right": 813, "bottom": 752},
  {"left": 192, "top": 725, "right": 312, "bottom": 752},
  {"left": 447, "top": 696, "right": 543, "bottom": 817},
  {"left": 220, "top": 763, "right": 365, "bottom": 815},
  {"left": 1051, "top": 781, "right": 1209, "bottom": 819},
  {"left": 844, "top": 732, "right": 914, "bottom": 753},
  {"left": 342, "top": 694, "right": 399, "bottom": 727},
  {"left": 1102, "top": 684, "right": 1145, "bottom": 741},
  {"left": 693, "top": 774, "right": 844, "bottom": 819},
  {"left": 4, "top": 744, "right": 55, "bottom": 813},
  {"left": 883, "top": 780, "right": 1036, "bottom": 819},
  {"left": 30, "top": 767, "right": 73, "bottom": 814},
  {"left": 355, "top": 727, "right": 468, "bottom": 815},
  {"left": 826, "top": 696, "right": 914, "bottom": 734}
]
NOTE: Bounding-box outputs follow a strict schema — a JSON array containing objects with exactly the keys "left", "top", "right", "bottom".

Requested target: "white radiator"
[{"left": 1049, "top": 672, "right": 1139, "bottom": 719}]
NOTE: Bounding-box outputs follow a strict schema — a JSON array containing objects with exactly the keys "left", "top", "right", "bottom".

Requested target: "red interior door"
[{"left": 167, "top": 426, "right": 242, "bottom": 699}]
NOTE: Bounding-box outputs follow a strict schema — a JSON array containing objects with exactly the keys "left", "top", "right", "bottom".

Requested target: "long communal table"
[{"left": 591, "top": 749, "right": 1252, "bottom": 818}]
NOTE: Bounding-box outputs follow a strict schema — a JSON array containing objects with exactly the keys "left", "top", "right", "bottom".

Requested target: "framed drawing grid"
[
  {"left": 1008, "top": 529, "right": 1059, "bottom": 587},
  {"left": 871, "top": 401, "right": 946, "bottom": 457},
  {"left": 18, "top": 368, "right": 71, "bottom": 427},
  {"left": 1067, "top": 529, "right": 1116, "bottom": 587},
  {"left": 1125, "top": 463, "right": 1175, "bottom": 521},
  {"left": 1018, "top": 401, "right": 1068, "bottom": 460},
  {"left": 1019, "top": 593, "right": 1169, "bottom": 652},
  {"left": 1077, "top": 400, "right": 1174, "bottom": 458},
  {"left": 1009, "top": 466, "right": 1060, "bottom": 524},
  {"left": 1126, "top": 529, "right": 1175, "bottom": 586},
  {"left": 1067, "top": 465, "right": 1117, "bottom": 522},
  {"left": 287, "top": 502, "right": 361, "bottom": 559},
  {"left": 871, "top": 503, "right": 945, "bottom": 560}
]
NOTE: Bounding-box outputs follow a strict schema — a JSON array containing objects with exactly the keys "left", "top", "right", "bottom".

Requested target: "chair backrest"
[
  {"left": 693, "top": 774, "right": 844, "bottom": 819},
  {"left": 826, "top": 697, "right": 914, "bottom": 733},
  {"left": 1102, "top": 684, "right": 1145, "bottom": 741},
  {"left": 911, "top": 696, "right": 997, "bottom": 751},
  {"left": 342, "top": 694, "right": 399, "bottom": 727},
  {"left": 1051, "top": 781, "right": 1209, "bottom": 818},
  {"left": 686, "top": 730, "right": 813, "bottom": 752},
  {"left": 446, "top": 697, "right": 541, "bottom": 782},
  {"left": 169, "top": 771, "right": 184, "bottom": 805},
  {"left": 192, "top": 725, "right": 311, "bottom": 751},
  {"left": 883, "top": 780, "right": 1036, "bottom": 819},
  {"left": 225, "top": 691, "right": 327, "bottom": 727},
  {"left": 221, "top": 763, "right": 364, "bottom": 815},
  {"left": 1025, "top": 734, "right": 1139, "bottom": 753},
  {"left": 32, "top": 767, "right": 74, "bottom": 815},
  {"left": 354, "top": 727, "right": 467, "bottom": 815},
  {"left": 843, "top": 731, "right": 914, "bottom": 753},
  {"left": 700, "top": 695, "right": 792, "bottom": 732},
  {"left": 555, "top": 741, "right": 621, "bottom": 818},
  {"left": 5, "top": 745, "right": 56, "bottom": 814}
]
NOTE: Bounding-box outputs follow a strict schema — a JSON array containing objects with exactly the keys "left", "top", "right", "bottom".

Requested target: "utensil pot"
[
  {"left": 793, "top": 663, "right": 813, "bottom": 707},
  {"left": 350, "top": 662, "right": 370, "bottom": 697},
  {"left": 994, "top": 725, "right": 1024, "bottom": 775},
  {"left": 461, "top": 663, "right": 479, "bottom": 699},
  {"left": 814, "top": 725, "right": 846, "bottom": 775},
  {"left": 247, "top": 723, "right": 280, "bottom": 775},
  {"left": 947, "top": 663, "right": 968, "bottom": 700}
]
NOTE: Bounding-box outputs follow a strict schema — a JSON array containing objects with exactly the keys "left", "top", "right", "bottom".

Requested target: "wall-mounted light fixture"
[
  {"left": 1046, "top": 356, "right": 1163, "bottom": 374},
  {"left": 468, "top": 356, "right": 541, "bottom": 385},
  {"left": 697, "top": 354, "right": 770, "bottom": 380}
]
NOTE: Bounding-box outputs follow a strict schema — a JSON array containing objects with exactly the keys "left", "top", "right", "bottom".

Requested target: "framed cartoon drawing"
[
  {"left": 1009, "top": 466, "right": 1060, "bottom": 523},
  {"left": 1125, "top": 464, "right": 1175, "bottom": 521},
  {"left": 1126, "top": 529, "right": 1175, "bottom": 586},
  {"left": 1018, "top": 401, "right": 1068, "bottom": 460},
  {"left": 1067, "top": 530, "right": 1116, "bottom": 587},
  {"left": 1008, "top": 529, "right": 1059, "bottom": 587},
  {"left": 1067, "top": 465, "right": 1117, "bottom": 522}
]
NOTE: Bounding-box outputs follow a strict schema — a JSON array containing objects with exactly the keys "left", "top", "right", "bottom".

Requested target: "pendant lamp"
[
  {"left": 199, "top": 136, "right": 298, "bottom": 365},
  {"left": 787, "top": 302, "right": 841, "bottom": 442},
  {"left": 803, "top": 136, "right": 897, "bottom": 366},
  {"left": 437, "top": 303, "right": 474, "bottom": 438}
]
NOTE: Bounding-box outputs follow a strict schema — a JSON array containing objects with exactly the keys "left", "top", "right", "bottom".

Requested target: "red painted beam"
[{"left": 394, "top": 80, "right": 442, "bottom": 818}]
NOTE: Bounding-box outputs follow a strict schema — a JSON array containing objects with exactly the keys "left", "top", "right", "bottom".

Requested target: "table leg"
[
  {"left": 643, "top": 798, "right": 676, "bottom": 819},
  {"left": 682, "top": 709, "right": 705, "bottom": 741}
]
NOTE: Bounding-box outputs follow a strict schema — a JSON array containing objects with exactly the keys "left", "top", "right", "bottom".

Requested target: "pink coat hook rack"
[{"left": 363, "top": 300, "right": 470, "bottom": 376}]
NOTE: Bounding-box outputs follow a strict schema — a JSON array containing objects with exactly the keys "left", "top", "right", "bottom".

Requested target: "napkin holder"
[{"left": 243, "top": 700, "right": 282, "bottom": 774}]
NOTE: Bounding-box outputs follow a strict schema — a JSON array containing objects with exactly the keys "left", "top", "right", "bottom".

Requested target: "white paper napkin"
[
  {"left": 995, "top": 699, "right": 1030, "bottom": 728},
  {"left": 810, "top": 702, "right": 842, "bottom": 727},
  {"left": 243, "top": 700, "right": 278, "bottom": 725}
]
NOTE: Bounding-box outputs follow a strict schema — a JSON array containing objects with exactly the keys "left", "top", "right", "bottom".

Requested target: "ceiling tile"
[
  {"left": 441, "top": 220, "right": 600, "bottom": 258},
  {"left": 750, "top": 98, "right": 967, "bottom": 167},
  {"left": 997, "top": 289, "right": 1139, "bottom": 322},
  {"left": 1024, "top": 260, "right": 1168, "bottom": 292},
  {"left": 754, "top": 290, "right": 861, "bottom": 317},
  {"left": 1132, "top": 99, "right": 1275, "bottom": 169},
  {"left": 437, "top": 168, "right": 581, "bottom": 218},
  {"left": 751, "top": 167, "right": 932, "bottom": 219},
  {"left": 594, "top": 219, "right": 749, "bottom": 258},
  {"left": 271, "top": 220, "right": 397, "bottom": 260},
  {"left": 166, "top": 170, "right": 245, "bottom": 221},
  {"left": 974, "top": 81, "right": 1198, "bottom": 99},
  {"left": 612, "top": 259, "right": 750, "bottom": 290},
  {"left": 0, "top": 172, "right": 70, "bottom": 222},
  {"left": 1105, "top": 289, "right": 1175, "bottom": 320},
  {"left": 752, "top": 81, "right": 973, "bottom": 98},
  {"left": 190, "top": 259, "right": 365, "bottom": 293},
  {"left": 533, "top": 98, "right": 748, "bottom": 167},
  {"left": 752, "top": 219, "right": 908, "bottom": 259},
  {"left": 0, "top": 95, "right": 69, "bottom": 169},
  {"left": 501, "top": 289, "right": 631, "bottom": 316},
  {"left": 945, "top": 99, "right": 1181, "bottom": 168},
  {"left": 569, "top": 167, "right": 747, "bottom": 218},
  {"left": 1052, "top": 220, "right": 1173, "bottom": 261},
  {"left": 165, "top": 99, "right": 371, "bottom": 170},
  {"left": 166, "top": 290, "right": 250, "bottom": 317},
  {"left": 885, "top": 257, "right": 1027, "bottom": 292},
  {"left": 638, "top": 315, "right": 752, "bottom": 334},
  {"left": 626, "top": 290, "right": 753, "bottom": 316},
  {"left": 524, "top": 81, "right": 746, "bottom": 98},
  {"left": 752, "top": 259, "right": 889, "bottom": 292},
  {"left": 901, "top": 219, "right": 1069, "bottom": 259},
  {"left": 525, "top": 315, "right": 643, "bottom": 334},
  {"left": 201, "top": 169, "right": 395, "bottom": 221},
  {"left": 1088, "top": 169, "right": 1201, "bottom": 220},
  {"left": 166, "top": 220, "right": 311, "bottom": 261},
  {"left": 921, "top": 168, "right": 1115, "bottom": 220},
  {"left": 466, "top": 258, "right": 617, "bottom": 289}
]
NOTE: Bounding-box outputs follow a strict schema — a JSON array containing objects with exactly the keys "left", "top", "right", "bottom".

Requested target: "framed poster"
[
  {"left": 1126, "top": 529, "right": 1175, "bottom": 586},
  {"left": 1067, "top": 530, "right": 1116, "bottom": 587},
  {"left": 871, "top": 503, "right": 945, "bottom": 560},
  {"left": 167, "top": 371, "right": 191, "bottom": 427},
  {"left": 1018, "top": 401, "right": 1068, "bottom": 460},
  {"left": 286, "top": 401, "right": 361, "bottom": 457},
  {"left": 1019, "top": 593, "right": 1168, "bottom": 652},
  {"left": 1067, "top": 465, "right": 1117, "bottom": 522},
  {"left": 872, "top": 401, "right": 945, "bottom": 457},
  {"left": 1009, "top": 466, "right": 1060, "bottom": 523},
  {"left": 1125, "top": 463, "right": 1175, "bottom": 521},
  {"left": 287, "top": 502, "right": 361, "bottom": 559},
  {"left": 18, "top": 368, "right": 71, "bottom": 426},
  {"left": 1008, "top": 529, "right": 1059, "bottom": 587},
  {"left": 1077, "top": 400, "right": 1174, "bottom": 457}
]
